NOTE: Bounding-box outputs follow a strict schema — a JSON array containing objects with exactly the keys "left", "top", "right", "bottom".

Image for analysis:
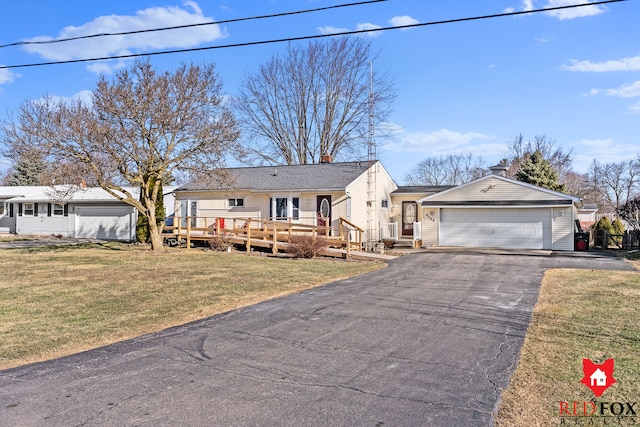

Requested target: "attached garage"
[
  {"left": 75, "top": 206, "right": 136, "bottom": 241},
  {"left": 418, "top": 173, "right": 580, "bottom": 251},
  {"left": 440, "top": 207, "right": 552, "bottom": 249}
]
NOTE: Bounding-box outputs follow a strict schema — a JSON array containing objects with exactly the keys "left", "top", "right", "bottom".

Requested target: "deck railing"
[{"left": 163, "top": 216, "right": 363, "bottom": 254}]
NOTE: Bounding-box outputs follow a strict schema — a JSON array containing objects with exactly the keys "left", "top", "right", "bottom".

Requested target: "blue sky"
[{"left": 0, "top": 0, "right": 638, "bottom": 184}]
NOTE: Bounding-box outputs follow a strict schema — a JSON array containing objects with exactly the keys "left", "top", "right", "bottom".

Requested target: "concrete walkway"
[{"left": 0, "top": 249, "right": 634, "bottom": 426}]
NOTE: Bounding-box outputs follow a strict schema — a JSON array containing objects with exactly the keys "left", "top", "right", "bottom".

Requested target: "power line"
[
  {"left": 0, "top": 0, "right": 388, "bottom": 50},
  {"left": 0, "top": 0, "right": 627, "bottom": 70}
]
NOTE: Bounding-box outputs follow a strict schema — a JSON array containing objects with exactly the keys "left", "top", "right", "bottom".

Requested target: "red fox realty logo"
[
  {"left": 580, "top": 358, "right": 616, "bottom": 397},
  {"left": 559, "top": 358, "right": 639, "bottom": 425}
]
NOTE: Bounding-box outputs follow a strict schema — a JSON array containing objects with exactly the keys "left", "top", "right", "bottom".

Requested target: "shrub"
[
  {"left": 612, "top": 218, "right": 625, "bottom": 247},
  {"left": 209, "top": 234, "right": 229, "bottom": 251},
  {"left": 287, "top": 235, "right": 329, "bottom": 258}
]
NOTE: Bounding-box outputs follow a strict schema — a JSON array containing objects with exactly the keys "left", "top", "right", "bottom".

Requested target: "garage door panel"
[
  {"left": 440, "top": 208, "right": 552, "bottom": 250},
  {"left": 76, "top": 207, "right": 134, "bottom": 240}
]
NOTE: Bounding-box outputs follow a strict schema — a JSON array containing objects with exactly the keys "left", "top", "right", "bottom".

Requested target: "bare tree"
[
  {"left": 583, "top": 159, "right": 608, "bottom": 212},
  {"left": 404, "top": 154, "right": 488, "bottom": 186},
  {"left": 601, "top": 159, "right": 640, "bottom": 213},
  {"left": 506, "top": 134, "right": 573, "bottom": 180},
  {"left": 235, "top": 37, "right": 394, "bottom": 165},
  {"left": 1, "top": 60, "right": 240, "bottom": 251}
]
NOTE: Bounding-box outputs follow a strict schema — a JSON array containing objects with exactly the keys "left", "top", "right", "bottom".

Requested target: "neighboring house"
[
  {"left": 576, "top": 203, "right": 598, "bottom": 230},
  {"left": 0, "top": 185, "right": 176, "bottom": 241},
  {"left": 417, "top": 166, "right": 581, "bottom": 250},
  {"left": 173, "top": 159, "right": 398, "bottom": 243},
  {"left": 0, "top": 186, "right": 50, "bottom": 233}
]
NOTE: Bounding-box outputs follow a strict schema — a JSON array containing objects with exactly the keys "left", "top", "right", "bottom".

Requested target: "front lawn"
[
  {"left": 0, "top": 244, "right": 383, "bottom": 370},
  {"left": 495, "top": 258, "right": 640, "bottom": 426}
]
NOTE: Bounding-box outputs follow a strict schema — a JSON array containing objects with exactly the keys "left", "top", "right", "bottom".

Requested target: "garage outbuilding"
[{"left": 418, "top": 171, "right": 580, "bottom": 251}]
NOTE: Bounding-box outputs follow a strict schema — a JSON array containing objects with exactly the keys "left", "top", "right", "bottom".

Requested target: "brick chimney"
[{"left": 320, "top": 153, "right": 333, "bottom": 163}]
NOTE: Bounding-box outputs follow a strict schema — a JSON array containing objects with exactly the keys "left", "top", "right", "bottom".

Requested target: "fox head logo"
[{"left": 580, "top": 358, "right": 616, "bottom": 397}]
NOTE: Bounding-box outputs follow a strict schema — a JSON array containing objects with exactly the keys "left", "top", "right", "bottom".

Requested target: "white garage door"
[
  {"left": 440, "top": 208, "right": 552, "bottom": 249},
  {"left": 75, "top": 206, "right": 135, "bottom": 240}
]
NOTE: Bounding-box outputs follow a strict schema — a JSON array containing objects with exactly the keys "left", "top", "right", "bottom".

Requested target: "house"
[
  {"left": 173, "top": 160, "right": 582, "bottom": 251},
  {"left": 417, "top": 166, "right": 581, "bottom": 250},
  {"left": 590, "top": 368, "right": 607, "bottom": 387},
  {"left": 577, "top": 203, "right": 598, "bottom": 230},
  {"left": 0, "top": 185, "right": 176, "bottom": 241},
  {"left": 172, "top": 160, "right": 398, "bottom": 244}
]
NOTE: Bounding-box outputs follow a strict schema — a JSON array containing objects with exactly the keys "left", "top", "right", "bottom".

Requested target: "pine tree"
[
  {"left": 5, "top": 157, "right": 48, "bottom": 185},
  {"left": 515, "top": 151, "right": 567, "bottom": 193}
]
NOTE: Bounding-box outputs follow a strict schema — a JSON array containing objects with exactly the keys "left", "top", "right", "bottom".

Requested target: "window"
[
  {"left": 275, "top": 197, "right": 287, "bottom": 220},
  {"left": 381, "top": 199, "right": 389, "bottom": 209},
  {"left": 190, "top": 201, "right": 197, "bottom": 227},
  {"left": 270, "top": 196, "right": 300, "bottom": 221},
  {"left": 292, "top": 197, "right": 300, "bottom": 220},
  {"left": 53, "top": 203, "right": 64, "bottom": 216},
  {"left": 228, "top": 198, "right": 244, "bottom": 207},
  {"left": 24, "top": 203, "right": 35, "bottom": 216}
]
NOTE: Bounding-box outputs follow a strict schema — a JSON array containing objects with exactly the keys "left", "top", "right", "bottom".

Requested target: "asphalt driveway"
[{"left": 0, "top": 249, "right": 634, "bottom": 427}]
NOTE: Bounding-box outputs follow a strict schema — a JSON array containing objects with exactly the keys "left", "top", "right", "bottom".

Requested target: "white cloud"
[
  {"left": 384, "top": 124, "right": 499, "bottom": 156},
  {"left": 318, "top": 22, "right": 381, "bottom": 37},
  {"left": 506, "top": 0, "right": 606, "bottom": 19},
  {"left": 544, "top": 0, "right": 606, "bottom": 20},
  {"left": 22, "top": 2, "right": 226, "bottom": 73},
  {"left": 317, "top": 26, "right": 348, "bottom": 35},
  {"left": 563, "top": 55, "right": 640, "bottom": 72},
  {"left": 356, "top": 22, "right": 382, "bottom": 37},
  {"left": 604, "top": 81, "right": 640, "bottom": 98},
  {"left": 389, "top": 16, "right": 419, "bottom": 29},
  {"left": 0, "top": 68, "right": 20, "bottom": 85},
  {"left": 571, "top": 138, "right": 639, "bottom": 171},
  {"left": 628, "top": 102, "right": 640, "bottom": 115},
  {"left": 39, "top": 90, "right": 94, "bottom": 107},
  {"left": 535, "top": 34, "right": 557, "bottom": 44}
]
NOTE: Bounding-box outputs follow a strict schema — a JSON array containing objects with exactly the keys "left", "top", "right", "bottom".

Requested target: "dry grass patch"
[
  {"left": 0, "top": 244, "right": 383, "bottom": 370},
  {"left": 495, "top": 260, "right": 640, "bottom": 426}
]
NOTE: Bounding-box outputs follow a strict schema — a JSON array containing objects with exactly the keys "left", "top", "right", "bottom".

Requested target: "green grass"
[
  {"left": 495, "top": 258, "right": 640, "bottom": 426},
  {"left": 0, "top": 245, "right": 383, "bottom": 370}
]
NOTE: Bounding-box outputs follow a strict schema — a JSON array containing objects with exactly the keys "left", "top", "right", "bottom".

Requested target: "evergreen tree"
[
  {"left": 5, "top": 155, "right": 48, "bottom": 185},
  {"left": 515, "top": 151, "right": 567, "bottom": 193}
]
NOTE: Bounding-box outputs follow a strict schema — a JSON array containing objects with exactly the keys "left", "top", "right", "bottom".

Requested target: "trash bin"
[{"left": 574, "top": 232, "right": 589, "bottom": 251}]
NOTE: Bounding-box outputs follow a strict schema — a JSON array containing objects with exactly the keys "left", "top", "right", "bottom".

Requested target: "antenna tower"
[{"left": 366, "top": 61, "right": 377, "bottom": 243}]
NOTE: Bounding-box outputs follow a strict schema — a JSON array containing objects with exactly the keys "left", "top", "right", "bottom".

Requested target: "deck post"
[
  {"left": 272, "top": 224, "right": 278, "bottom": 254},
  {"left": 246, "top": 218, "right": 251, "bottom": 252},
  {"left": 346, "top": 232, "right": 351, "bottom": 260},
  {"left": 186, "top": 216, "right": 191, "bottom": 249}
]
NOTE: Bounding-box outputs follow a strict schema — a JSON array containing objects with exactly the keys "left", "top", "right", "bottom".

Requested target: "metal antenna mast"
[{"left": 366, "top": 61, "right": 377, "bottom": 243}]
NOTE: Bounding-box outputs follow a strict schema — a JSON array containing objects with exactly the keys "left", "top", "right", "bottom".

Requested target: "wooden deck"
[{"left": 163, "top": 216, "right": 366, "bottom": 259}]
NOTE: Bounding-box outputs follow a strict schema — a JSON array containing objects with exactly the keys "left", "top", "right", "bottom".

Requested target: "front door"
[
  {"left": 316, "top": 195, "right": 331, "bottom": 228},
  {"left": 402, "top": 201, "right": 417, "bottom": 237}
]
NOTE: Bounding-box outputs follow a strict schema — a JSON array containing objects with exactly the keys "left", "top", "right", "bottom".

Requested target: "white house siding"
[
  {"left": 345, "top": 162, "right": 397, "bottom": 242},
  {"left": 432, "top": 176, "right": 568, "bottom": 202},
  {"left": 552, "top": 207, "right": 574, "bottom": 250},
  {"left": 15, "top": 203, "right": 73, "bottom": 236},
  {"left": 421, "top": 207, "right": 439, "bottom": 246}
]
